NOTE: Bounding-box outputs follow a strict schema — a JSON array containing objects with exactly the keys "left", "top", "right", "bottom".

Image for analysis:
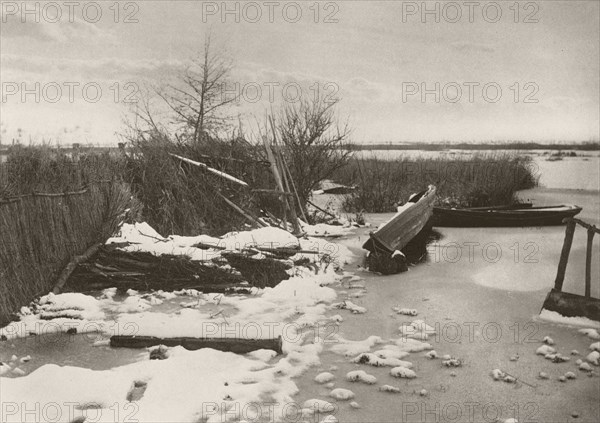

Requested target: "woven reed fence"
[{"left": 0, "top": 182, "right": 138, "bottom": 325}]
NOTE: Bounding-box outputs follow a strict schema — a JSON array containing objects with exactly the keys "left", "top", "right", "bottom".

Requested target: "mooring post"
[
  {"left": 554, "top": 219, "right": 576, "bottom": 292},
  {"left": 585, "top": 228, "right": 594, "bottom": 297}
]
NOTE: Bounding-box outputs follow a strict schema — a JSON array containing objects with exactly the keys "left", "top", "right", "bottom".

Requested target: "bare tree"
[
  {"left": 128, "top": 35, "right": 236, "bottom": 143},
  {"left": 276, "top": 98, "right": 352, "bottom": 208}
]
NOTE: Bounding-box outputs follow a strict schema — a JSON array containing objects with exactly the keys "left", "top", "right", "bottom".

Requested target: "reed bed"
[
  {"left": 335, "top": 153, "right": 538, "bottom": 212},
  {"left": 125, "top": 134, "right": 275, "bottom": 236}
]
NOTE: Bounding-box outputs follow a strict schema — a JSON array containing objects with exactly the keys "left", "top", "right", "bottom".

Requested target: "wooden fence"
[{"left": 0, "top": 183, "right": 136, "bottom": 325}]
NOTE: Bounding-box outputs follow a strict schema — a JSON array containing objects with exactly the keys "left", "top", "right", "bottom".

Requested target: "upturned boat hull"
[{"left": 363, "top": 185, "right": 437, "bottom": 253}]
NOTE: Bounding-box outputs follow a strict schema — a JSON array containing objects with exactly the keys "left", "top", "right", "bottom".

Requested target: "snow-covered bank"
[
  {"left": 105, "top": 222, "right": 354, "bottom": 266},
  {"left": 1, "top": 222, "right": 360, "bottom": 422},
  {"left": 2, "top": 346, "right": 315, "bottom": 423}
]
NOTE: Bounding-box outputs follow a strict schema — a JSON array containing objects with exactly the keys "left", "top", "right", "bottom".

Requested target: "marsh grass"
[
  {"left": 125, "top": 134, "right": 276, "bottom": 236},
  {"left": 335, "top": 153, "right": 538, "bottom": 212}
]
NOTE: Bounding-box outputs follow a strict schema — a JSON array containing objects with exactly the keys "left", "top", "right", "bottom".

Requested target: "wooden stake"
[
  {"left": 262, "top": 135, "right": 289, "bottom": 231},
  {"left": 554, "top": 219, "right": 576, "bottom": 292},
  {"left": 280, "top": 152, "right": 309, "bottom": 223},
  {"left": 277, "top": 150, "right": 300, "bottom": 233},
  {"left": 269, "top": 115, "right": 302, "bottom": 234},
  {"left": 585, "top": 228, "right": 594, "bottom": 298}
]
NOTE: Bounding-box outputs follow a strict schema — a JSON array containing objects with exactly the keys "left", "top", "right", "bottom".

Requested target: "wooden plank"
[
  {"left": 585, "top": 228, "right": 594, "bottom": 297},
  {"left": 554, "top": 219, "right": 576, "bottom": 292},
  {"left": 110, "top": 335, "right": 284, "bottom": 355},
  {"left": 566, "top": 218, "right": 600, "bottom": 234}
]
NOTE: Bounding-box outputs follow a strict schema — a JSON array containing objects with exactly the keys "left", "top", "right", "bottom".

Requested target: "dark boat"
[
  {"left": 363, "top": 185, "right": 437, "bottom": 253},
  {"left": 433, "top": 204, "right": 582, "bottom": 227}
]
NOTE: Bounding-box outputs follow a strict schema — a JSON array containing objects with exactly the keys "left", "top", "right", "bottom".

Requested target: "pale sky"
[{"left": 1, "top": 0, "right": 598, "bottom": 145}]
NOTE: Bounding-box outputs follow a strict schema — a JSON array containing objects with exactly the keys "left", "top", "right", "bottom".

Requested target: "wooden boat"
[
  {"left": 433, "top": 204, "right": 582, "bottom": 227},
  {"left": 363, "top": 185, "right": 437, "bottom": 253}
]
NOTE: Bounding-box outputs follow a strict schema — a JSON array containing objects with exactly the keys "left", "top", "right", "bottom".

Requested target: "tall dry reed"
[{"left": 335, "top": 153, "right": 538, "bottom": 212}]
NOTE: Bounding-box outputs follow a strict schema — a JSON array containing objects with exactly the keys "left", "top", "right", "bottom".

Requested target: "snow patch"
[
  {"left": 390, "top": 367, "right": 416, "bottom": 379},
  {"left": 314, "top": 372, "right": 335, "bottom": 384},
  {"left": 539, "top": 310, "right": 600, "bottom": 328},
  {"left": 329, "top": 388, "right": 354, "bottom": 400},
  {"left": 346, "top": 370, "right": 377, "bottom": 384}
]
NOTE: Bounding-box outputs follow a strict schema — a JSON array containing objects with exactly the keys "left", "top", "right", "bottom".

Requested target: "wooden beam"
[
  {"left": 564, "top": 217, "right": 600, "bottom": 234},
  {"left": 585, "top": 228, "right": 594, "bottom": 297},
  {"left": 554, "top": 219, "right": 576, "bottom": 292}
]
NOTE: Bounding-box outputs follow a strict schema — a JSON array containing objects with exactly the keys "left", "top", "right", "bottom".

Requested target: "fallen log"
[{"left": 110, "top": 335, "right": 284, "bottom": 355}]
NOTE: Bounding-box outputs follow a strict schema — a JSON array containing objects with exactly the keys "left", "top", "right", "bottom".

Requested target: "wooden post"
[
  {"left": 268, "top": 116, "right": 300, "bottom": 234},
  {"left": 585, "top": 228, "right": 594, "bottom": 297},
  {"left": 262, "top": 136, "right": 288, "bottom": 231},
  {"left": 276, "top": 149, "right": 300, "bottom": 234},
  {"left": 281, "top": 153, "right": 309, "bottom": 223},
  {"left": 554, "top": 219, "right": 576, "bottom": 292}
]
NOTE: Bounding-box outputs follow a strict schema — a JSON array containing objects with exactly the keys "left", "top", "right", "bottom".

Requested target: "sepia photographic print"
[{"left": 1, "top": 1, "right": 599, "bottom": 422}]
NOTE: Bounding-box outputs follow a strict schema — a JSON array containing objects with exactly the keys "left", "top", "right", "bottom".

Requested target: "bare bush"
[{"left": 276, "top": 98, "right": 352, "bottom": 210}]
